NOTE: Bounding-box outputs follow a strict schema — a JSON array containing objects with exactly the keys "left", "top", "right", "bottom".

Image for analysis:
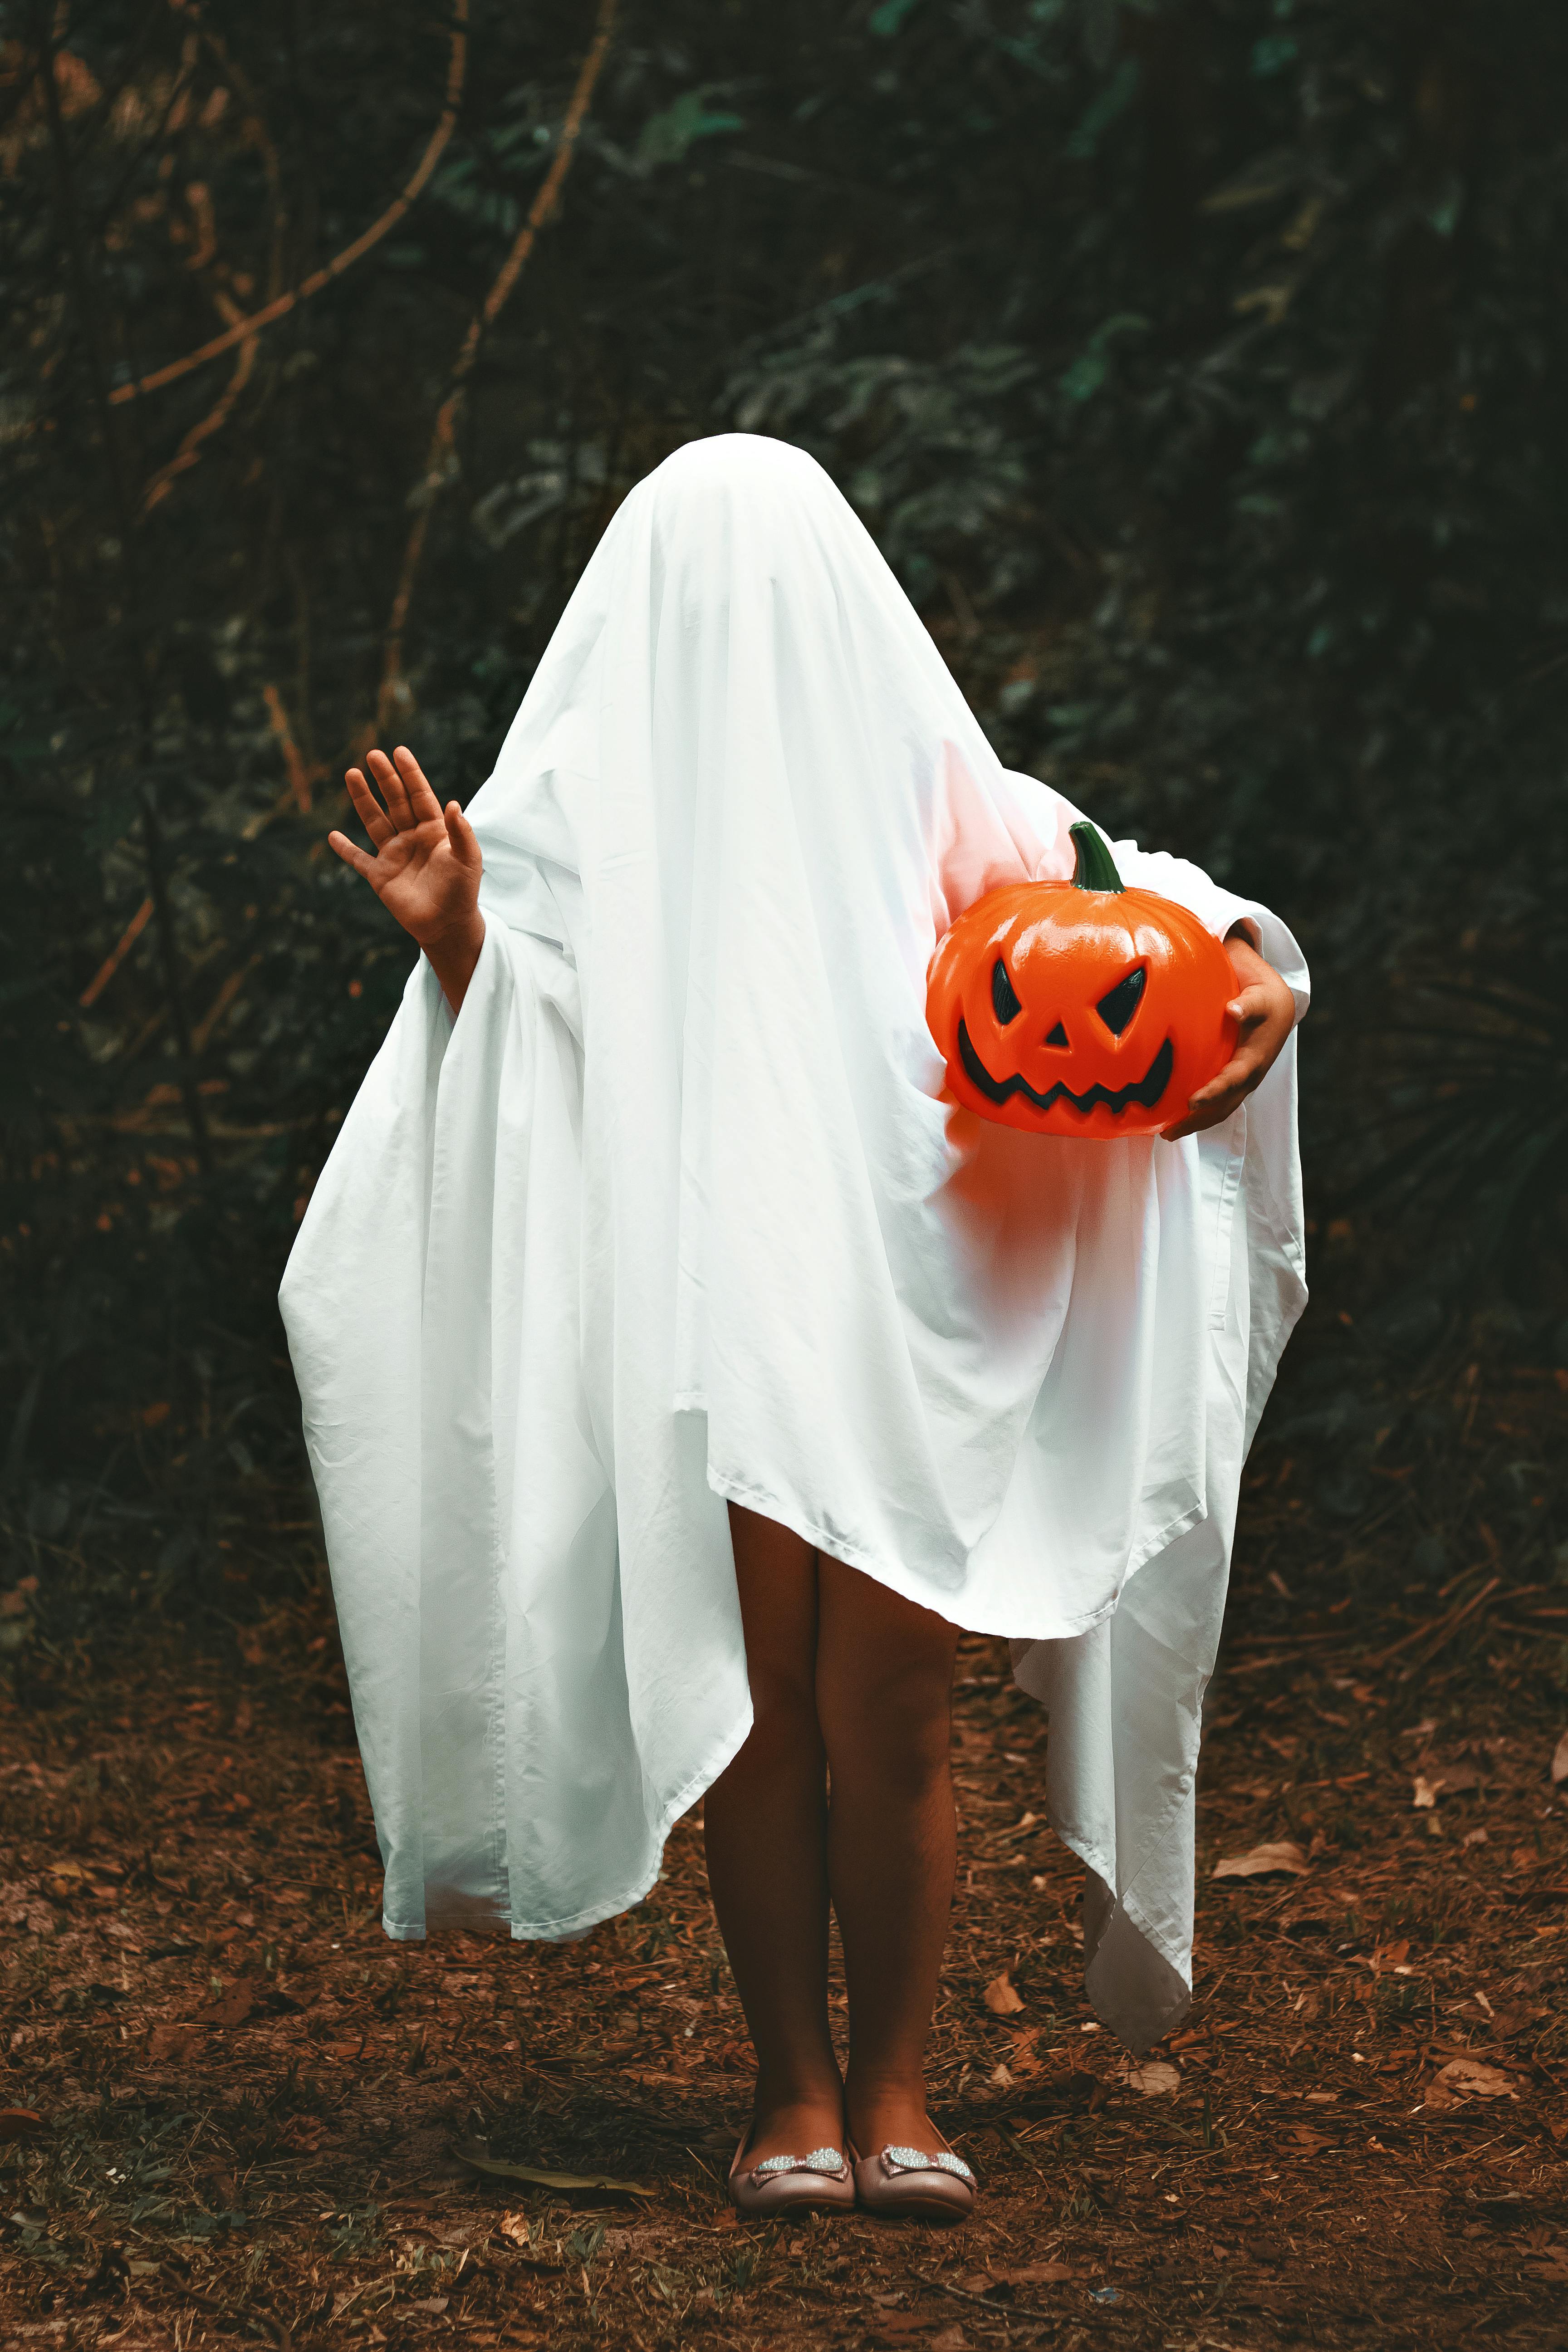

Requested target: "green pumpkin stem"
[{"left": 1068, "top": 820, "right": 1125, "bottom": 893}]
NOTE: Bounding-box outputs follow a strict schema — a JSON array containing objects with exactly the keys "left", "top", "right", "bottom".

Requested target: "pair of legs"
[{"left": 704, "top": 1503, "right": 961, "bottom": 2163}]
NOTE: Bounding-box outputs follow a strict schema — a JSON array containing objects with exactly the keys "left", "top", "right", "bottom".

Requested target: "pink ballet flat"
[
  {"left": 848, "top": 2136, "right": 977, "bottom": 2222},
  {"left": 726, "top": 2132, "right": 855, "bottom": 2218}
]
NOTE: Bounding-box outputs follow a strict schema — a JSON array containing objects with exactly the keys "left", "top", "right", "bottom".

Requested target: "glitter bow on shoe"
[
  {"left": 726, "top": 2137, "right": 855, "bottom": 2217},
  {"left": 850, "top": 2141, "right": 977, "bottom": 2221}
]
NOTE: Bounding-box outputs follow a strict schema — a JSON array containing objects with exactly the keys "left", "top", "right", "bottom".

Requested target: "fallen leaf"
[
  {"left": 198, "top": 1981, "right": 256, "bottom": 2029},
  {"left": 1415, "top": 1761, "right": 1481, "bottom": 1802},
  {"left": 1368, "top": 1940, "right": 1411, "bottom": 1973},
  {"left": 0, "top": 2109, "right": 43, "bottom": 2141},
  {"left": 1211, "top": 1841, "right": 1309, "bottom": 1880},
  {"left": 930, "top": 2331, "right": 966, "bottom": 2352},
  {"left": 1552, "top": 1729, "right": 1568, "bottom": 1786},
  {"left": 1003, "top": 2026, "right": 1043, "bottom": 2078},
  {"left": 989, "top": 2062, "right": 1014, "bottom": 2087},
  {"left": 454, "top": 2144, "right": 653, "bottom": 2199},
  {"left": 497, "top": 2210, "right": 534, "bottom": 2246},
  {"left": 147, "top": 2024, "right": 200, "bottom": 2064},
  {"left": 983, "top": 1971, "right": 1025, "bottom": 2015},
  {"left": 1120, "top": 2061, "right": 1181, "bottom": 2097},
  {"left": 1004, "top": 2261, "right": 1074, "bottom": 2285},
  {"left": 1424, "top": 2058, "right": 1516, "bottom": 2110}
]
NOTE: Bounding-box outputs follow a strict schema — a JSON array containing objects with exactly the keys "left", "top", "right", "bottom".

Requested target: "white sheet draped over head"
[{"left": 281, "top": 433, "right": 1308, "bottom": 2053}]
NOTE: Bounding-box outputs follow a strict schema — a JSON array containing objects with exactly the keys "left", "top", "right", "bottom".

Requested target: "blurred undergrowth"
[{"left": 1, "top": 0, "right": 1565, "bottom": 1652}]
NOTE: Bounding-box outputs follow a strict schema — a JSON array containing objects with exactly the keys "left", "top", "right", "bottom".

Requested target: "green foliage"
[
  {"left": 633, "top": 87, "right": 745, "bottom": 172},
  {"left": 2, "top": 0, "right": 1566, "bottom": 1603}
]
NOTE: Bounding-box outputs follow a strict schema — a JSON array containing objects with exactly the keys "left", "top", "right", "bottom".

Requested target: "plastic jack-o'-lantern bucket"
[{"left": 926, "top": 822, "right": 1238, "bottom": 1139}]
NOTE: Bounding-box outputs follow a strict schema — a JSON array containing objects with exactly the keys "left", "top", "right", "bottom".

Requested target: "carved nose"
[{"left": 1045, "top": 1020, "right": 1068, "bottom": 1048}]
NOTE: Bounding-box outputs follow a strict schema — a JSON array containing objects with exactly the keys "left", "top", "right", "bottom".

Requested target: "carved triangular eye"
[
  {"left": 1096, "top": 963, "right": 1146, "bottom": 1036},
  {"left": 992, "top": 958, "right": 1023, "bottom": 1024}
]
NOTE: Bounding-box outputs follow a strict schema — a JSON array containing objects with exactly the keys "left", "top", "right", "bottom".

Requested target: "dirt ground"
[{"left": 3, "top": 1353, "right": 1568, "bottom": 2350}]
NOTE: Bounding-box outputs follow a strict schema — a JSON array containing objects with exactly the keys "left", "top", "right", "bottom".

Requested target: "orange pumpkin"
[{"left": 926, "top": 822, "right": 1238, "bottom": 1138}]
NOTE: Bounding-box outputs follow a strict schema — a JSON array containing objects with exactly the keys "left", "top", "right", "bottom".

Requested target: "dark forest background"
[{"left": 3, "top": 0, "right": 1567, "bottom": 1645}]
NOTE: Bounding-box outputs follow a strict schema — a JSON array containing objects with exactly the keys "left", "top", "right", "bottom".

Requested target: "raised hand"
[
  {"left": 1159, "top": 930, "right": 1298, "bottom": 1141},
  {"left": 328, "top": 745, "right": 485, "bottom": 1013}
]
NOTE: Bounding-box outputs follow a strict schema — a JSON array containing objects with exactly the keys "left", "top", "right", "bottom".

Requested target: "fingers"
[
  {"left": 343, "top": 765, "right": 396, "bottom": 846},
  {"left": 444, "top": 800, "right": 482, "bottom": 864},
  {"left": 1192, "top": 1045, "right": 1265, "bottom": 1107},
  {"left": 1160, "top": 1049, "right": 1261, "bottom": 1139},
  {"left": 1225, "top": 980, "right": 1277, "bottom": 1027},
  {"left": 394, "top": 745, "right": 443, "bottom": 826},
  {"left": 357, "top": 745, "right": 446, "bottom": 837},
  {"left": 1161, "top": 1093, "right": 1244, "bottom": 1141},
  {"left": 365, "top": 745, "right": 418, "bottom": 833},
  {"left": 1161, "top": 987, "right": 1294, "bottom": 1140},
  {"left": 327, "top": 828, "right": 378, "bottom": 884}
]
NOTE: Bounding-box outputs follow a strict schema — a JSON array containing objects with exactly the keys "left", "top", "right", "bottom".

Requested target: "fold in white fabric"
[{"left": 280, "top": 433, "right": 1308, "bottom": 2052}]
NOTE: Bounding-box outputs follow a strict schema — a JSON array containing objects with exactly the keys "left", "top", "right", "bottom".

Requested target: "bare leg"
[
  {"left": 815, "top": 1558, "right": 960, "bottom": 2156},
  {"left": 703, "top": 1504, "right": 844, "bottom": 2163}
]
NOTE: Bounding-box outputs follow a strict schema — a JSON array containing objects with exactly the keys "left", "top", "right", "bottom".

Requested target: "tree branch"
[
  {"left": 107, "top": 0, "right": 470, "bottom": 407},
  {"left": 377, "top": 0, "right": 617, "bottom": 731}
]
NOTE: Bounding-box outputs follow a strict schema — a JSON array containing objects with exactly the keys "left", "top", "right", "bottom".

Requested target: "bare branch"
[
  {"left": 107, "top": 0, "right": 470, "bottom": 407},
  {"left": 79, "top": 895, "right": 154, "bottom": 1009},
  {"left": 377, "top": 0, "right": 617, "bottom": 730},
  {"left": 261, "top": 683, "right": 324, "bottom": 816},
  {"left": 139, "top": 289, "right": 259, "bottom": 511}
]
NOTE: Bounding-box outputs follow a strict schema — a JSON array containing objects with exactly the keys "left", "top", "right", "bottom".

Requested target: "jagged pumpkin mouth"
[{"left": 956, "top": 1021, "right": 1175, "bottom": 1117}]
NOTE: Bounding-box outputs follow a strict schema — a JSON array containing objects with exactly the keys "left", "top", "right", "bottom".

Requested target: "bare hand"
[
  {"left": 1160, "top": 931, "right": 1297, "bottom": 1141},
  {"left": 329, "top": 746, "right": 485, "bottom": 1012}
]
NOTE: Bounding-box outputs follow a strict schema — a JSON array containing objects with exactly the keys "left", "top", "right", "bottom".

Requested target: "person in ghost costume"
[{"left": 281, "top": 433, "right": 1304, "bottom": 2221}]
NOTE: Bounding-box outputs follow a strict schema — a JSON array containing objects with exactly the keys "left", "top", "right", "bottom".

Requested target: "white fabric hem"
[
  {"left": 709, "top": 1462, "right": 1134, "bottom": 1644},
  {"left": 711, "top": 1458, "right": 1212, "bottom": 1645},
  {"left": 380, "top": 1700, "right": 754, "bottom": 1947},
  {"left": 510, "top": 1698, "right": 754, "bottom": 1943},
  {"left": 1050, "top": 1823, "right": 1194, "bottom": 1988}
]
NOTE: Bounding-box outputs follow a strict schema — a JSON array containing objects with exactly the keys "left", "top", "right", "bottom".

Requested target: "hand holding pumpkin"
[
  {"left": 329, "top": 745, "right": 486, "bottom": 1013},
  {"left": 926, "top": 823, "right": 1298, "bottom": 1142},
  {"left": 1156, "top": 930, "right": 1296, "bottom": 1141}
]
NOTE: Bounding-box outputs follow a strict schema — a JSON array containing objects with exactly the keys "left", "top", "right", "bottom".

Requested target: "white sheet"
[{"left": 280, "top": 432, "right": 1307, "bottom": 2051}]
